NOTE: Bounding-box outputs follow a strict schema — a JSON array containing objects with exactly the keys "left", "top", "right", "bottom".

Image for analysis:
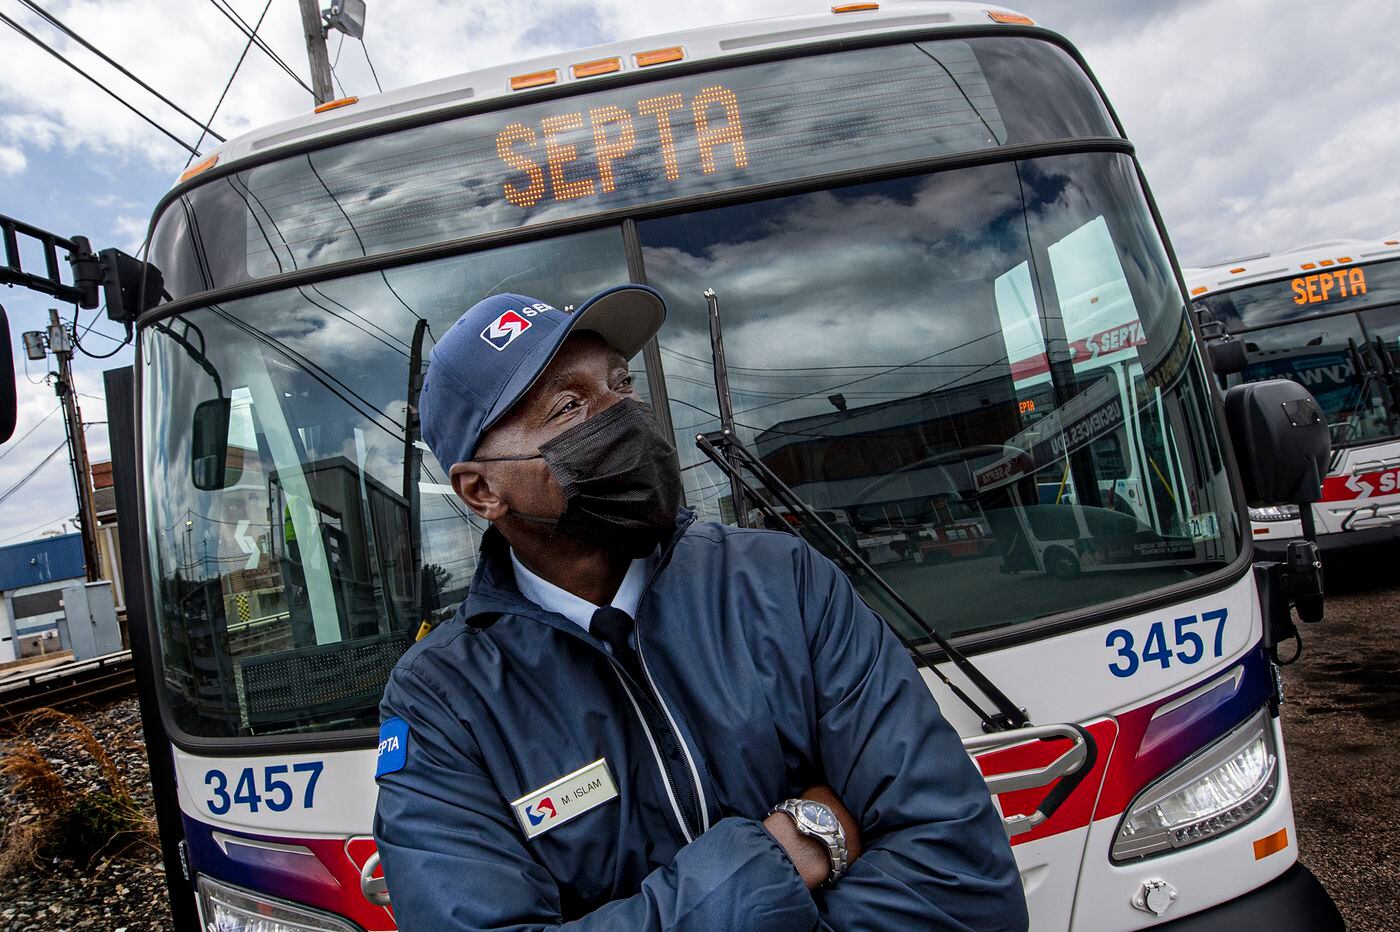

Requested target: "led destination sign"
[
  {"left": 497, "top": 86, "right": 749, "bottom": 208},
  {"left": 1291, "top": 267, "right": 1366, "bottom": 305}
]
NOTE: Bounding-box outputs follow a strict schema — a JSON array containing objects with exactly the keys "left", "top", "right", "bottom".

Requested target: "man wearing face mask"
[{"left": 372, "top": 286, "right": 1026, "bottom": 930}]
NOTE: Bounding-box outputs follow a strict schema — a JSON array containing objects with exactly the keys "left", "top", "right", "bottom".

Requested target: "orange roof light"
[
  {"left": 634, "top": 46, "right": 684, "bottom": 67},
  {"left": 572, "top": 57, "right": 621, "bottom": 79},
  {"left": 832, "top": 2, "right": 879, "bottom": 11},
  {"left": 1319, "top": 259, "right": 1334, "bottom": 267},
  {"left": 1387, "top": 240, "right": 1399, "bottom": 246},
  {"left": 314, "top": 95, "right": 359, "bottom": 113},
  {"left": 1190, "top": 286, "right": 1208, "bottom": 296},
  {"left": 987, "top": 10, "right": 1035, "bottom": 24},
  {"left": 179, "top": 154, "right": 219, "bottom": 183},
  {"left": 1229, "top": 267, "right": 1246, "bottom": 274},
  {"left": 1300, "top": 263, "right": 1316, "bottom": 270},
  {"left": 509, "top": 69, "right": 558, "bottom": 91},
  {"left": 1337, "top": 256, "right": 1353, "bottom": 263}
]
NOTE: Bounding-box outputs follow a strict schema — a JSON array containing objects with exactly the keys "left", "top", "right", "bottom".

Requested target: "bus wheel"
[{"left": 1045, "top": 546, "right": 1081, "bottom": 580}]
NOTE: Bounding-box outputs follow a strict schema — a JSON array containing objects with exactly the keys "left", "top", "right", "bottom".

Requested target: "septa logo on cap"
[{"left": 481, "top": 310, "right": 533, "bottom": 351}]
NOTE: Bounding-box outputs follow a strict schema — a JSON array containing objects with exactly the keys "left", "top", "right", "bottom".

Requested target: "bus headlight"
[
  {"left": 1112, "top": 710, "right": 1278, "bottom": 861},
  {"left": 196, "top": 875, "right": 360, "bottom": 932},
  {"left": 1248, "top": 505, "right": 1300, "bottom": 522}
]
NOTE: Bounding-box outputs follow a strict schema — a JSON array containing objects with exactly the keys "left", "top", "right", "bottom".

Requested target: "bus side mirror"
[
  {"left": 1207, "top": 336, "right": 1247, "bottom": 375},
  {"left": 1224, "top": 379, "right": 1330, "bottom": 506},
  {"left": 0, "top": 305, "right": 15, "bottom": 443},
  {"left": 192, "top": 397, "right": 231, "bottom": 491},
  {"left": 1198, "top": 319, "right": 1247, "bottom": 375}
]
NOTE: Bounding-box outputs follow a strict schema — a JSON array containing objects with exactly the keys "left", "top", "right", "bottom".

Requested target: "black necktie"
[{"left": 591, "top": 606, "right": 640, "bottom": 674}]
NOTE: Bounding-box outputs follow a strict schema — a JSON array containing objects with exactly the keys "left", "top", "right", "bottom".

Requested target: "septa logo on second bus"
[{"left": 481, "top": 310, "right": 533, "bottom": 350}]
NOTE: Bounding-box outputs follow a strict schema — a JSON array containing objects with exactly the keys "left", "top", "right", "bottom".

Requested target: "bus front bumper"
[{"left": 1156, "top": 863, "right": 1342, "bottom": 930}]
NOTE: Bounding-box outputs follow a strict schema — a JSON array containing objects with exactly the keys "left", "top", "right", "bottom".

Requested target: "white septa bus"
[
  {"left": 1188, "top": 237, "right": 1400, "bottom": 552},
  {"left": 108, "top": 3, "right": 1342, "bottom": 929}
]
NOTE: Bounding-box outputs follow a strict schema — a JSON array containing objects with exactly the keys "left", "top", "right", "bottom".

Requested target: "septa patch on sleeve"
[{"left": 376, "top": 717, "right": 409, "bottom": 778}]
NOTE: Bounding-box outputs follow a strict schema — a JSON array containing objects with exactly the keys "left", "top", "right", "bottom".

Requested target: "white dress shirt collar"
[{"left": 510, "top": 548, "right": 655, "bottom": 633}]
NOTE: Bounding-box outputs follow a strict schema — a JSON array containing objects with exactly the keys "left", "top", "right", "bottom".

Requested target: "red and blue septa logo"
[
  {"left": 526, "top": 797, "right": 557, "bottom": 826},
  {"left": 481, "top": 310, "right": 532, "bottom": 351}
]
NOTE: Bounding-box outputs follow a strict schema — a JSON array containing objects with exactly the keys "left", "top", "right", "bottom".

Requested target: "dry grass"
[{"left": 0, "top": 708, "right": 156, "bottom": 876}]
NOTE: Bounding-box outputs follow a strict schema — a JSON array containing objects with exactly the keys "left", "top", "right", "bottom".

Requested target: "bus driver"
[{"left": 372, "top": 284, "right": 1028, "bottom": 930}]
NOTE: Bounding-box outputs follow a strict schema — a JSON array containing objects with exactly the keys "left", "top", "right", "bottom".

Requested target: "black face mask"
[{"left": 479, "top": 398, "right": 682, "bottom": 558}]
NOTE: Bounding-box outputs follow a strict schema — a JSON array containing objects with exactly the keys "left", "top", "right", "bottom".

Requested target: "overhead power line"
[
  {"left": 186, "top": 0, "right": 274, "bottom": 168},
  {"left": 206, "top": 0, "right": 314, "bottom": 97},
  {"left": 0, "top": 439, "right": 68, "bottom": 509},
  {"left": 0, "top": 10, "right": 201, "bottom": 156},
  {"left": 359, "top": 38, "right": 382, "bottom": 93},
  {"left": 0, "top": 404, "right": 61, "bottom": 463},
  {"left": 0, "top": 510, "right": 77, "bottom": 545},
  {"left": 16, "top": 0, "right": 225, "bottom": 142}
]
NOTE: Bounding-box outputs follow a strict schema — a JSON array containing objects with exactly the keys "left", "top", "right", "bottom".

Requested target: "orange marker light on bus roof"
[
  {"left": 1337, "top": 256, "right": 1353, "bottom": 263},
  {"left": 634, "top": 46, "right": 684, "bottom": 67},
  {"left": 1300, "top": 263, "right": 1316, "bottom": 270},
  {"left": 1229, "top": 267, "right": 1246, "bottom": 274},
  {"left": 832, "top": 2, "right": 879, "bottom": 12},
  {"left": 1253, "top": 827, "right": 1288, "bottom": 859},
  {"left": 572, "top": 57, "right": 621, "bottom": 79},
  {"left": 987, "top": 11, "right": 1035, "bottom": 24},
  {"left": 510, "top": 69, "right": 559, "bottom": 90},
  {"left": 314, "top": 95, "right": 359, "bottom": 113},
  {"left": 1190, "top": 286, "right": 1208, "bottom": 296},
  {"left": 1387, "top": 240, "right": 1400, "bottom": 246},
  {"left": 1319, "top": 259, "right": 1334, "bottom": 267},
  {"left": 179, "top": 154, "right": 219, "bottom": 183}
]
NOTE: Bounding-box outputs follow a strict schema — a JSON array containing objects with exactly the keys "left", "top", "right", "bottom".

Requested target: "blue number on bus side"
[
  {"left": 203, "top": 761, "right": 324, "bottom": 816},
  {"left": 204, "top": 769, "right": 231, "bottom": 815},
  {"left": 1106, "top": 609, "right": 1228, "bottom": 677}
]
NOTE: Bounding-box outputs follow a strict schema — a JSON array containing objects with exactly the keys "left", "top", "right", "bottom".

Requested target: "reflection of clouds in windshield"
[{"left": 641, "top": 162, "right": 1029, "bottom": 441}]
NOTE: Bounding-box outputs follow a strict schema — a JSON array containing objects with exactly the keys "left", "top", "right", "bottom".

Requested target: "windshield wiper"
[{"left": 694, "top": 289, "right": 1028, "bottom": 733}]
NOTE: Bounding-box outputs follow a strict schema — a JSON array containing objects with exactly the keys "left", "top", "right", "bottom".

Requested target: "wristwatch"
[{"left": 771, "top": 798, "right": 849, "bottom": 886}]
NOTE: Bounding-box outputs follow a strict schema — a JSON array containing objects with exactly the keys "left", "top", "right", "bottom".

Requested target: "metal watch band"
[{"left": 771, "top": 798, "right": 850, "bottom": 886}]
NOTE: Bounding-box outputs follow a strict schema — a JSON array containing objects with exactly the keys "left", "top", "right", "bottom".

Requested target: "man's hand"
[{"left": 763, "top": 785, "right": 863, "bottom": 891}]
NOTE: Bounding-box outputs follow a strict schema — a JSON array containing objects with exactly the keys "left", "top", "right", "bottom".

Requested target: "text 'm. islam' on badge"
[{"left": 511, "top": 758, "right": 619, "bottom": 841}]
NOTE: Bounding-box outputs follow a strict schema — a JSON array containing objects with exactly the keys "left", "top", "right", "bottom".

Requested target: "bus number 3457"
[
  {"left": 204, "top": 762, "right": 325, "bottom": 815},
  {"left": 1105, "top": 609, "right": 1228, "bottom": 678}
]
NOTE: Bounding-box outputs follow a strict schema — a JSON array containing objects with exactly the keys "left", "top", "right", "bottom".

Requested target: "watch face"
[{"left": 800, "top": 801, "right": 838, "bottom": 833}]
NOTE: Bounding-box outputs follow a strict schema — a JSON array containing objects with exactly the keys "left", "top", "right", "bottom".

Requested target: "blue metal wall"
[{"left": 0, "top": 533, "right": 86, "bottom": 592}]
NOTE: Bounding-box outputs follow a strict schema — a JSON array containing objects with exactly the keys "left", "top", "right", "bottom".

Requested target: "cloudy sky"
[{"left": 0, "top": 0, "right": 1395, "bottom": 545}]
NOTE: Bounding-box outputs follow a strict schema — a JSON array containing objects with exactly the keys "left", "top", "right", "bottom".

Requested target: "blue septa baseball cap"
[{"left": 419, "top": 284, "right": 666, "bottom": 474}]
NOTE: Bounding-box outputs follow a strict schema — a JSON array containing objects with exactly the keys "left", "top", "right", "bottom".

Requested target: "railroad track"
[{"left": 0, "top": 651, "right": 136, "bottom": 720}]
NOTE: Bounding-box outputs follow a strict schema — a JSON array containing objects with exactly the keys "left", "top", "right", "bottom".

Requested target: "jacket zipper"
[
  {"left": 625, "top": 545, "right": 710, "bottom": 840},
  {"left": 610, "top": 667, "right": 697, "bottom": 844},
  {"left": 634, "top": 641, "right": 710, "bottom": 834}
]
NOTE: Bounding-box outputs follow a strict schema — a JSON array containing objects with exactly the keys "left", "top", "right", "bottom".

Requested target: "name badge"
[{"left": 511, "top": 758, "right": 618, "bottom": 840}]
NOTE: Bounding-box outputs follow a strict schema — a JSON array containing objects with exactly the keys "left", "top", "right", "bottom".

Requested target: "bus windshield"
[
  {"left": 142, "top": 39, "right": 1240, "bottom": 741},
  {"left": 1194, "top": 258, "right": 1400, "bottom": 447}
]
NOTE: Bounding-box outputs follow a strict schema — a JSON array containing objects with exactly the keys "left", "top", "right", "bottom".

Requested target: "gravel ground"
[
  {"left": 0, "top": 555, "right": 1393, "bottom": 932},
  {"left": 1282, "top": 546, "right": 1400, "bottom": 932},
  {"left": 0, "top": 696, "right": 172, "bottom": 931}
]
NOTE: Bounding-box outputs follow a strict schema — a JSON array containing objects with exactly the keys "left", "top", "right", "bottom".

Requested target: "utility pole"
[
  {"left": 48, "top": 308, "right": 101, "bottom": 582},
  {"left": 298, "top": 0, "right": 334, "bottom": 105}
]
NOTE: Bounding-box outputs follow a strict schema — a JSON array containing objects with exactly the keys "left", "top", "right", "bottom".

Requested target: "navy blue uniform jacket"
[{"left": 373, "top": 511, "right": 1027, "bottom": 930}]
